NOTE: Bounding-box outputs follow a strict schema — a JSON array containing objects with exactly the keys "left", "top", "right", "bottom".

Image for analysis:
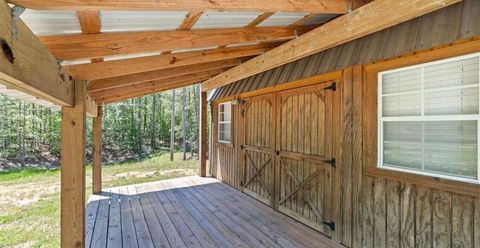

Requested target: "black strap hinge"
[
  {"left": 324, "top": 82, "right": 336, "bottom": 91},
  {"left": 321, "top": 221, "right": 336, "bottom": 231},
  {"left": 322, "top": 158, "right": 336, "bottom": 167}
]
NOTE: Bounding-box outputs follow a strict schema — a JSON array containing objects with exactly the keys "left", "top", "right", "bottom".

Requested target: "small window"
[
  {"left": 218, "top": 102, "right": 232, "bottom": 143},
  {"left": 378, "top": 53, "right": 480, "bottom": 184}
]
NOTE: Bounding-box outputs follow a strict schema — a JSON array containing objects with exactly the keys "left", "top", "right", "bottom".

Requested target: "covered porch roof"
[{"left": 0, "top": 1, "right": 463, "bottom": 247}]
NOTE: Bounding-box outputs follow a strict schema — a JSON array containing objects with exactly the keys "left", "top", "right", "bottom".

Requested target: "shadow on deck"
[{"left": 85, "top": 176, "right": 339, "bottom": 248}]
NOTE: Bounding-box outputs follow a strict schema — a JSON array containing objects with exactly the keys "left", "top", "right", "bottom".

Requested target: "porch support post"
[
  {"left": 92, "top": 105, "right": 103, "bottom": 194},
  {"left": 60, "top": 80, "right": 87, "bottom": 247},
  {"left": 200, "top": 87, "right": 207, "bottom": 177}
]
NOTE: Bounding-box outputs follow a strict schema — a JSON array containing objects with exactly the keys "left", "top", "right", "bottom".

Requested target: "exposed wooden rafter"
[
  {"left": 178, "top": 11, "right": 203, "bottom": 30},
  {"left": 76, "top": 10, "right": 104, "bottom": 63},
  {"left": 6, "top": 0, "right": 348, "bottom": 13},
  {"left": 201, "top": 0, "right": 462, "bottom": 92},
  {"left": 39, "top": 26, "right": 312, "bottom": 60},
  {"left": 67, "top": 43, "right": 276, "bottom": 80},
  {"left": 88, "top": 59, "right": 239, "bottom": 92},
  {"left": 77, "top": 10, "right": 101, "bottom": 34},
  {"left": 290, "top": 13, "right": 317, "bottom": 26},
  {"left": 246, "top": 12, "right": 275, "bottom": 28},
  {"left": 97, "top": 72, "right": 217, "bottom": 103},
  {"left": 91, "top": 68, "right": 226, "bottom": 99}
]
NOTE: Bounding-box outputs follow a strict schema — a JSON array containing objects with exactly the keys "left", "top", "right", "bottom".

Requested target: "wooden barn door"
[
  {"left": 240, "top": 94, "right": 276, "bottom": 206},
  {"left": 274, "top": 82, "right": 335, "bottom": 235}
]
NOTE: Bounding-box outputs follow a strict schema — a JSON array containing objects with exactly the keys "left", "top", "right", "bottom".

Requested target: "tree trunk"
[
  {"left": 195, "top": 85, "right": 200, "bottom": 160},
  {"left": 182, "top": 88, "right": 187, "bottom": 160},
  {"left": 137, "top": 97, "right": 143, "bottom": 153},
  {"left": 170, "top": 89, "right": 176, "bottom": 161},
  {"left": 150, "top": 94, "right": 157, "bottom": 149}
]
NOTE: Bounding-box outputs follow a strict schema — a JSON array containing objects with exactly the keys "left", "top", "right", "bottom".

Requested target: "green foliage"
[{"left": 0, "top": 85, "right": 204, "bottom": 167}]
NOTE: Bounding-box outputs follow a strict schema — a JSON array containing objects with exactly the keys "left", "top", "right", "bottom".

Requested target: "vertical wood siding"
[
  {"left": 211, "top": 61, "right": 480, "bottom": 248},
  {"left": 210, "top": 2, "right": 480, "bottom": 247}
]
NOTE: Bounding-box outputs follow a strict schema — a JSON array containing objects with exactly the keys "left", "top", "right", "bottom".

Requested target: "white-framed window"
[
  {"left": 218, "top": 102, "right": 232, "bottom": 143},
  {"left": 378, "top": 53, "right": 480, "bottom": 184}
]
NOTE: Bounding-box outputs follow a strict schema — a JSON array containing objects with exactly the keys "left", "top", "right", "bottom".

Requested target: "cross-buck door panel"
[
  {"left": 240, "top": 82, "right": 336, "bottom": 236},
  {"left": 241, "top": 94, "right": 275, "bottom": 206},
  {"left": 275, "top": 83, "right": 335, "bottom": 236}
]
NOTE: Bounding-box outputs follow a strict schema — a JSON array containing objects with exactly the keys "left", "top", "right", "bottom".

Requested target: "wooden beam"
[
  {"left": 67, "top": 43, "right": 274, "bottom": 80},
  {"left": 245, "top": 12, "right": 274, "bottom": 28},
  {"left": 39, "top": 26, "right": 311, "bottom": 60},
  {"left": 77, "top": 10, "right": 101, "bottom": 34},
  {"left": 60, "top": 80, "right": 87, "bottom": 247},
  {"left": 88, "top": 59, "right": 239, "bottom": 93},
  {"left": 0, "top": 1, "right": 73, "bottom": 106},
  {"left": 199, "top": 89, "right": 207, "bottom": 177},
  {"left": 201, "top": 0, "right": 461, "bottom": 91},
  {"left": 7, "top": 0, "right": 348, "bottom": 13},
  {"left": 99, "top": 75, "right": 209, "bottom": 104},
  {"left": 290, "top": 13, "right": 317, "bottom": 26},
  {"left": 92, "top": 105, "right": 102, "bottom": 194},
  {"left": 91, "top": 68, "right": 226, "bottom": 99},
  {"left": 178, "top": 11, "right": 203, "bottom": 30},
  {"left": 77, "top": 10, "right": 104, "bottom": 63},
  {"left": 86, "top": 94, "right": 98, "bottom": 117}
]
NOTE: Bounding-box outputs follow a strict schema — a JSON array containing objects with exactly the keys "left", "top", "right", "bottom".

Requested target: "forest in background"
[{"left": 0, "top": 84, "right": 207, "bottom": 170}]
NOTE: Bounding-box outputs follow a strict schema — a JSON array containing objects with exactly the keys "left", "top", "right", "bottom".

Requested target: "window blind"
[{"left": 379, "top": 54, "right": 480, "bottom": 182}]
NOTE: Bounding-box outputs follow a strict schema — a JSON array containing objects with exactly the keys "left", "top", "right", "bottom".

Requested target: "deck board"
[{"left": 87, "top": 176, "right": 340, "bottom": 248}]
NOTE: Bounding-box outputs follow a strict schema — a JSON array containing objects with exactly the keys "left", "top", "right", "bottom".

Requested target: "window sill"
[
  {"left": 365, "top": 166, "right": 480, "bottom": 197},
  {"left": 217, "top": 141, "right": 234, "bottom": 148}
]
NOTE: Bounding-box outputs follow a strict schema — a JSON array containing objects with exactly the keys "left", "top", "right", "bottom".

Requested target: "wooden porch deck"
[{"left": 85, "top": 176, "right": 339, "bottom": 248}]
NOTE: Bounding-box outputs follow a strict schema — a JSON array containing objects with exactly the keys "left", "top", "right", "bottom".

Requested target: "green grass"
[
  {"left": 0, "top": 152, "right": 200, "bottom": 248},
  {"left": 0, "top": 168, "right": 60, "bottom": 184}
]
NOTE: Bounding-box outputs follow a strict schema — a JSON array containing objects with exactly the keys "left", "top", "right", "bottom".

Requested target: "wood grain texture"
[
  {"left": 399, "top": 183, "right": 415, "bottom": 248},
  {"left": 77, "top": 10, "right": 100, "bottom": 34},
  {"left": 351, "top": 66, "right": 363, "bottom": 248},
  {"left": 432, "top": 190, "right": 451, "bottom": 247},
  {"left": 41, "top": 26, "right": 311, "bottom": 60},
  {"left": 92, "top": 106, "right": 102, "bottom": 194},
  {"left": 373, "top": 178, "right": 386, "bottom": 248},
  {"left": 386, "top": 180, "right": 400, "bottom": 248},
  {"left": 67, "top": 43, "right": 272, "bottom": 80},
  {"left": 90, "top": 68, "right": 227, "bottom": 99},
  {"left": 341, "top": 68, "right": 353, "bottom": 246},
  {"left": 85, "top": 176, "right": 342, "bottom": 247},
  {"left": 97, "top": 71, "right": 214, "bottom": 103},
  {"left": 0, "top": 1, "right": 73, "bottom": 106},
  {"left": 88, "top": 59, "right": 238, "bottom": 92},
  {"left": 451, "top": 194, "right": 473, "bottom": 247},
  {"left": 200, "top": 91, "right": 207, "bottom": 177},
  {"left": 246, "top": 12, "right": 274, "bottom": 28},
  {"left": 178, "top": 11, "right": 203, "bottom": 30},
  {"left": 474, "top": 197, "right": 480, "bottom": 247},
  {"left": 60, "top": 80, "right": 86, "bottom": 247},
  {"left": 7, "top": 0, "right": 348, "bottom": 13}
]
